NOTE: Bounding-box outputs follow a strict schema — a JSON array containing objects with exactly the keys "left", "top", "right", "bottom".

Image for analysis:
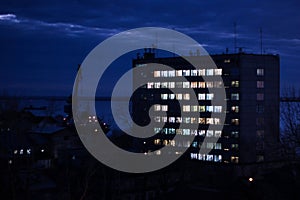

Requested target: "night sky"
[{"left": 0, "top": 0, "right": 299, "bottom": 96}]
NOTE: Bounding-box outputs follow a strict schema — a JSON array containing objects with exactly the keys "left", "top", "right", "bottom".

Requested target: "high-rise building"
[{"left": 132, "top": 50, "right": 280, "bottom": 164}]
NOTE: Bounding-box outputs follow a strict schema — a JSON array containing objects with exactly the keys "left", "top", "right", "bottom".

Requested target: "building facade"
[{"left": 132, "top": 50, "right": 280, "bottom": 164}]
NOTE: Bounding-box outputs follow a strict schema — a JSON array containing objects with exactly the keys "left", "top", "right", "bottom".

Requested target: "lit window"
[
  {"left": 191, "top": 69, "right": 198, "bottom": 76},
  {"left": 154, "top": 82, "right": 160, "bottom": 88},
  {"left": 169, "top": 117, "right": 175, "bottom": 123},
  {"left": 231, "top": 119, "right": 239, "bottom": 125},
  {"left": 214, "top": 81, "right": 223, "bottom": 88},
  {"left": 176, "top": 82, "right": 183, "bottom": 88},
  {"left": 231, "top": 106, "right": 239, "bottom": 113},
  {"left": 183, "top": 140, "right": 191, "bottom": 147},
  {"left": 198, "top": 93, "right": 205, "bottom": 100},
  {"left": 206, "top": 118, "right": 214, "bottom": 124},
  {"left": 231, "top": 156, "right": 239, "bottom": 163},
  {"left": 162, "top": 117, "right": 167, "bottom": 122},
  {"left": 168, "top": 70, "right": 175, "bottom": 77},
  {"left": 154, "top": 71, "right": 160, "bottom": 77},
  {"left": 154, "top": 104, "right": 161, "bottom": 111},
  {"left": 183, "top": 93, "right": 190, "bottom": 100},
  {"left": 257, "top": 68, "right": 264, "bottom": 76},
  {"left": 161, "top": 82, "right": 168, "bottom": 88},
  {"left": 162, "top": 128, "right": 168, "bottom": 134},
  {"left": 207, "top": 142, "right": 214, "bottom": 149},
  {"left": 176, "top": 93, "right": 182, "bottom": 100},
  {"left": 214, "top": 106, "right": 222, "bottom": 113},
  {"left": 215, "top": 130, "right": 222, "bottom": 137},
  {"left": 147, "top": 82, "right": 154, "bottom": 88},
  {"left": 206, "top": 93, "right": 214, "bottom": 100},
  {"left": 161, "top": 105, "right": 168, "bottom": 111},
  {"left": 206, "top": 106, "right": 213, "bottom": 112},
  {"left": 199, "top": 130, "right": 206, "bottom": 136},
  {"left": 169, "top": 128, "right": 175, "bottom": 134},
  {"left": 231, "top": 81, "right": 239, "bottom": 87},
  {"left": 198, "top": 69, "right": 205, "bottom": 76},
  {"left": 176, "top": 117, "right": 182, "bottom": 123},
  {"left": 206, "top": 82, "right": 214, "bottom": 88},
  {"left": 161, "top": 94, "right": 168, "bottom": 100},
  {"left": 214, "top": 155, "right": 222, "bottom": 162},
  {"left": 231, "top": 131, "right": 239, "bottom": 138},
  {"left": 199, "top": 106, "right": 206, "bottom": 112},
  {"left": 214, "top": 69, "right": 222, "bottom": 75},
  {"left": 257, "top": 93, "right": 264, "bottom": 101},
  {"left": 169, "top": 93, "right": 175, "bottom": 99},
  {"left": 206, "top": 155, "right": 213, "bottom": 161},
  {"left": 198, "top": 154, "right": 205, "bottom": 161},
  {"left": 191, "top": 153, "right": 197, "bottom": 159},
  {"left": 183, "top": 117, "right": 190, "bottom": 123},
  {"left": 214, "top": 118, "right": 220, "bottom": 125},
  {"left": 176, "top": 70, "right": 182, "bottom": 76},
  {"left": 215, "top": 143, "right": 222, "bottom": 150},
  {"left": 183, "top": 82, "right": 190, "bottom": 88},
  {"left": 176, "top": 129, "right": 182, "bottom": 134},
  {"left": 231, "top": 93, "right": 239, "bottom": 100},
  {"left": 154, "top": 127, "right": 161, "bottom": 133},
  {"left": 168, "top": 82, "right": 175, "bottom": 88},
  {"left": 161, "top": 71, "right": 168, "bottom": 77},
  {"left": 191, "top": 82, "right": 197, "bottom": 88},
  {"left": 191, "top": 105, "right": 198, "bottom": 112},
  {"left": 191, "top": 129, "right": 198, "bottom": 136},
  {"left": 170, "top": 140, "right": 175, "bottom": 146},
  {"left": 154, "top": 139, "right": 161, "bottom": 145},
  {"left": 231, "top": 144, "right": 239, "bottom": 150},
  {"left": 183, "top": 70, "right": 190, "bottom": 76},
  {"left": 257, "top": 81, "right": 264, "bottom": 88},
  {"left": 154, "top": 116, "right": 161, "bottom": 122},
  {"left": 198, "top": 82, "right": 206, "bottom": 88},
  {"left": 183, "top": 105, "right": 190, "bottom": 112},
  {"left": 191, "top": 117, "right": 197, "bottom": 123},
  {"left": 183, "top": 129, "right": 190, "bottom": 135},
  {"left": 207, "top": 130, "right": 214, "bottom": 137},
  {"left": 199, "top": 118, "right": 205, "bottom": 124},
  {"left": 206, "top": 69, "right": 214, "bottom": 76}
]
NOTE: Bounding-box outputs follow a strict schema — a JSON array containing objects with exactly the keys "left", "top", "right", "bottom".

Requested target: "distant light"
[
  {"left": 27, "top": 149, "right": 31, "bottom": 155},
  {"left": 20, "top": 149, "right": 23, "bottom": 155},
  {"left": 8, "top": 160, "right": 12, "bottom": 165},
  {"left": 94, "top": 129, "right": 98, "bottom": 132},
  {"left": 14, "top": 150, "right": 18, "bottom": 154},
  {"left": 88, "top": 116, "right": 92, "bottom": 119},
  {"left": 92, "top": 116, "right": 96, "bottom": 119},
  {"left": 72, "top": 155, "right": 76, "bottom": 160},
  {"left": 41, "top": 149, "right": 45, "bottom": 153},
  {"left": 143, "top": 141, "right": 146, "bottom": 144},
  {"left": 248, "top": 177, "right": 254, "bottom": 182},
  {"left": 63, "top": 117, "right": 66, "bottom": 121}
]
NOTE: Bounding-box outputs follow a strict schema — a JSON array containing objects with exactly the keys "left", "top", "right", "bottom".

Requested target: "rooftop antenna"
[
  {"left": 234, "top": 22, "right": 237, "bottom": 53},
  {"left": 260, "top": 27, "right": 263, "bottom": 55}
]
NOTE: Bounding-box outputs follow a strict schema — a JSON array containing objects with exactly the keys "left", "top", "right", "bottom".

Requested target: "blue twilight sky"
[{"left": 0, "top": 0, "right": 299, "bottom": 96}]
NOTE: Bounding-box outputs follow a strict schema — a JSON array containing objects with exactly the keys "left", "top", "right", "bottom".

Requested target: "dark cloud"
[{"left": 0, "top": 0, "right": 299, "bottom": 95}]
